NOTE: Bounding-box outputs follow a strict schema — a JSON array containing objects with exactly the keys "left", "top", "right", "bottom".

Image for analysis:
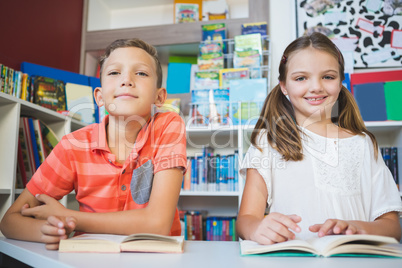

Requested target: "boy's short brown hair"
[{"left": 99, "top": 38, "right": 163, "bottom": 88}]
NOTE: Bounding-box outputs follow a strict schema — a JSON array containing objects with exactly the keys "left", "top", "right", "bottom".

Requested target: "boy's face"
[{"left": 95, "top": 47, "right": 166, "bottom": 121}]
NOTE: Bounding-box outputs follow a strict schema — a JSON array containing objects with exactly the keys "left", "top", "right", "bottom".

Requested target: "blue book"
[
  {"left": 229, "top": 78, "right": 267, "bottom": 125},
  {"left": 353, "top": 82, "right": 387, "bottom": 121},
  {"left": 28, "top": 118, "right": 40, "bottom": 170}
]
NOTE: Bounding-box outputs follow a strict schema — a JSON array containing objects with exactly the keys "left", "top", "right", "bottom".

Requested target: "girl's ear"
[
  {"left": 93, "top": 87, "right": 104, "bottom": 107},
  {"left": 155, "top": 87, "right": 167, "bottom": 107},
  {"left": 279, "top": 82, "right": 287, "bottom": 95}
]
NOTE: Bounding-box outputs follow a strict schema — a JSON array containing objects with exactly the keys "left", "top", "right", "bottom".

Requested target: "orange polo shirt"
[{"left": 27, "top": 112, "right": 187, "bottom": 236}]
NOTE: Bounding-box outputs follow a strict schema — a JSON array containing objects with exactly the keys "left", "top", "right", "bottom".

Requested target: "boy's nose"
[{"left": 121, "top": 77, "right": 134, "bottom": 87}]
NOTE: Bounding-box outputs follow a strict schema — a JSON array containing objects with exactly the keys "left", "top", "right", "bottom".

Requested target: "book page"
[
  {"left": 123, "top": 233, "right": 183, "bottom": 243},
  {"left": 70, "top": 233, "right": 127, "bottom": 244},
  {"left": 308, "top": 234, "right": 399, "bottom": 255},
  {"left": 240, "top": 239, "right": 317, "bottom": 255}
]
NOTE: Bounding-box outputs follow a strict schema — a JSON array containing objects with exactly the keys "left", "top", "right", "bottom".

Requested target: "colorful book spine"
[{"left": 27, "top": 118, "right": 40, "bottom": 170}]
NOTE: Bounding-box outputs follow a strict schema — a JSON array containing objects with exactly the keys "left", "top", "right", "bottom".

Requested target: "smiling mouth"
[{"left": 305, "top": 97, "right": 326, "bottom": 101}]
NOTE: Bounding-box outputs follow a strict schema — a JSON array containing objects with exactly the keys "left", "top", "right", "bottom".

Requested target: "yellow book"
[{"left": 59, "top": 233, "right": 184, "bottom": 253}]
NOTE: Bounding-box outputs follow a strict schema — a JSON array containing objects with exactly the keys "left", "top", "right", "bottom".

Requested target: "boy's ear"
[
  {"left": 93, "top": 87, "right": 104, "bottom": 107},
  {"left": 154, "top": 87, "right": 167, "bottom": 107}
]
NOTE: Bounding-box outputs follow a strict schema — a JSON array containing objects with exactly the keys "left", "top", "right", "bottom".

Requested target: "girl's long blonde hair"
[{"left": 251, "top": 32, "right": 378, "bottom": 161}]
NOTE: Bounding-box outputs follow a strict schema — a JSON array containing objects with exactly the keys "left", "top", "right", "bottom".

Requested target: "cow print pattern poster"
[{"left": 296, "top": 0, "right": 402, "bottom": 69}]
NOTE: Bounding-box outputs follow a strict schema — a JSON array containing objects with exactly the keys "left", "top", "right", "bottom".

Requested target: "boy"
[{"left": 0, "top": 38, "right": 187, "bottom": 250}]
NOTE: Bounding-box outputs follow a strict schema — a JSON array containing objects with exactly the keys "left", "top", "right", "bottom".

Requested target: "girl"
[{"left": 236, "top": 32, "right": 402, "bottom": 245}]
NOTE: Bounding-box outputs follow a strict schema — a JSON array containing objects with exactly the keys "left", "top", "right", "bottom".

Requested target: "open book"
[
  {"left": 59, "top": 233, "right": 184, "bottom": 253},
  {"left": 240, "top": 234, "right": 402, "bottom": 257}
]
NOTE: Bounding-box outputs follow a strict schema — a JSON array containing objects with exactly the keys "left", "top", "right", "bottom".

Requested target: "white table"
[{"left": 1, "top": 237, "right": 402, "bottom": 268}]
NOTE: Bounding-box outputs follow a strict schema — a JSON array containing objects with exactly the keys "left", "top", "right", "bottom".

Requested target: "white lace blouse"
[{"left": 240, "top": 127, "right": 402, "bottom": 240}]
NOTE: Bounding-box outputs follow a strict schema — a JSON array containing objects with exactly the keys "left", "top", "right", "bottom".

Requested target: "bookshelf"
[{"left": 0, "top": 92, "right": 85, "bottom": 224}]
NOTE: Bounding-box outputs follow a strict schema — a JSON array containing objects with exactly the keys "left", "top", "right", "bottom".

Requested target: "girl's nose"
[{"left": 309, "top": 78, "right": 323, "bottom": 93}]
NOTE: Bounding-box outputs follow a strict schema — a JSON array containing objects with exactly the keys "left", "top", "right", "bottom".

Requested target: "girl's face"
[{"left": 280, "top": 46, "right": 342, "bottom": 126}]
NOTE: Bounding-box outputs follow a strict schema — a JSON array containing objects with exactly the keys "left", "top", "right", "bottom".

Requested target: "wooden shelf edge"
[{"left": 85, "top": 18, "right": 254, "bottom": 51}]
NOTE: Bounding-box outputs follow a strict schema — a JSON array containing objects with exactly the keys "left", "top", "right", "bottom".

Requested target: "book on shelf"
[
  {"left": 16, "top": 139, "right": 27, "bottom": 188},
  {"left": 59, "top": 233, "right": 184, "bottom": 253},
  {"left": 202, "top": 0, "right": 228, "bottom": 21},
  {"left": 21, "top": 117, "right": 37, "bottom": 174},
  {"left": 27, "top": 118, "right": 41, "bottom": 170},
  {"left": 233, "top": 33, "right": 263, "bottom": 79},
  {"left": 65, "top": 83, "right": 96, "bottom": 124},
  {"left": 186, "top": 150, "right": 238, "bottom": 192},
  {"left": 174, "top": 0, "right": 202, "bottom": 23},
  {"left": 190, "top": 89, "right": 229, "bottom": 126},
  {"left": 241, "top": 21, "right": 268, "bottom": 36},
  {"left": 32, "top": 119, "right": 46, "bottom": 163},
  {"left": 197, "top": 42, "right": 224, "bottom": 71},
  {"left": 241, "top": 21, "right": 268, "bottom": 50},
  {"left": 18, "top": 118, "right": 34, "bottom": 182},
  {"left": 33, "top": 76, "right": 67, "bottom": 112},
  {"left": 202, "top": 23, "right": 227, "bottom": 53},
  {"left": 229, "top": 78, "right": 267, "bottom": 125},
  {"left": 381, "top": 146, "right": 399, "bottom": 189},
  {"left": 194, "top": 71, "right": 219, "bottom": 90},
  {"left": 240, "top": 234, "right": 402, "bottom": 258},
  {"left": 40, "top": 122, "right": 59, "bottom": 157},
  {"left": 219, "top": 68, "right": 249, "bottom": 89}
]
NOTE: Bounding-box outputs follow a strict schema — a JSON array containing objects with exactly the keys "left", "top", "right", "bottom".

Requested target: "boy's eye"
[
  {"left": 137, "top": 71, "right": 148, "bottom": 77},
  {"left": 108, "top": 71, "right": 120, "bottom": 76}
]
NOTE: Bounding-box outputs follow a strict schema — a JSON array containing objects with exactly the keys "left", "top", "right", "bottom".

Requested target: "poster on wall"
[{"left": 295, "top": 0, "right": 402, "bottom": 69}]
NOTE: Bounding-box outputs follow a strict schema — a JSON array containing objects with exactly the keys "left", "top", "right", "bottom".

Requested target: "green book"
[{"left": 384, "top": 81, "right": 402, "bottom": 121}]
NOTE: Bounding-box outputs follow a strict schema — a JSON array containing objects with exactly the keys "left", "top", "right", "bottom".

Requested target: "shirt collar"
[{"left": 90, "top": 114, "right": 110, "bottom": 152}]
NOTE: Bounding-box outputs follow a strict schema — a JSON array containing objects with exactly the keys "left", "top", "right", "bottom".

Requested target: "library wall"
[{"left": 0, "top": 0, "right": 83, "bottom": 73}]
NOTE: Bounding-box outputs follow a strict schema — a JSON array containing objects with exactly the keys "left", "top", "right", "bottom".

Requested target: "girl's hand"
[
  {"left": 250, "top": 212, "right": 302, "bottom": 245},
  {"left": 309, "top": 219, "right": 366, "bottom": 237},
  {"left": 21, "top": 194, "right": 67, "bottom": 220},
  {"left": 40, "top": 215, "right": 77, "bottom": 250}
]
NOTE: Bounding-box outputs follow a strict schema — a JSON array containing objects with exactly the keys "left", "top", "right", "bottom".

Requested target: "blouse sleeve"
[
  {"left": 363, "top": 135, "right": 402, "bottom": 221},
  {"left": 239, "top": 131, "right": 273, "bottom": 206}
]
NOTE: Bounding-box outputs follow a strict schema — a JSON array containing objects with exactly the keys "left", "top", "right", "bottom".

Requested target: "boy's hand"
[
  {"left": 309, "top": 219, "right": 366, "bottom": 237},
  {"left": 41, "top": 215, "right": 77, "bottom": 250},
  {"left": 250, "top": 212, "right": 301, "bottom": 245},
  {"left": 21, "top": 194, "right": 67, "bottom": 220}
]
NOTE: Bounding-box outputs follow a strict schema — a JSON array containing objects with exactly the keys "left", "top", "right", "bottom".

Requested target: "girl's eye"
[
  {"left": 323, "top": 75, "right": 334, "bottom": 80},
  {"left": 295, "top": 77, "right": 305, "bottom": 81}
]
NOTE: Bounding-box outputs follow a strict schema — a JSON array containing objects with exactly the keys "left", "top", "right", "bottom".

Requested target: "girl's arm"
[
  {"left": 236, "top": 168, "right": 301, "bottom": 245},
  {"left": 21, "top": 167, "right": 183, "bottom": 236},
  {"left": 309, "top": 212, "right": 401, "bottom": 240}
]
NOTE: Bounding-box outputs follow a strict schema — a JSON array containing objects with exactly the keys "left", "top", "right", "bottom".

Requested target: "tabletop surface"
[{"left": 1, "top": 237, "right": 402, "bottom": 268}]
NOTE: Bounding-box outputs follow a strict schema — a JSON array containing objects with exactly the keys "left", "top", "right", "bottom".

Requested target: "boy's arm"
[
  {"left": 22, "top": 167, "right": 183, "bottom": 235},
  {"left": 0, "top": 189, "right": 47, "bottom": 241}
]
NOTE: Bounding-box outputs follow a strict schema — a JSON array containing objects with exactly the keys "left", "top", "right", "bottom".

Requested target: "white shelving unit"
[{"left": 0, "top": 92, "right": 86, "bottom": 226}]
